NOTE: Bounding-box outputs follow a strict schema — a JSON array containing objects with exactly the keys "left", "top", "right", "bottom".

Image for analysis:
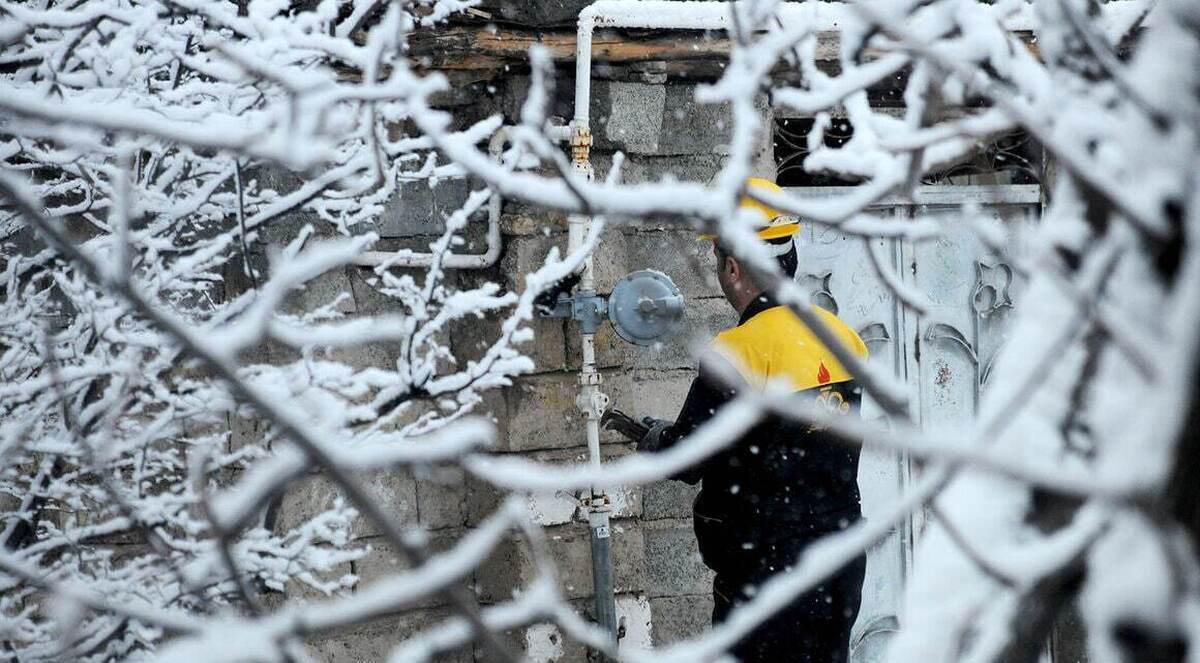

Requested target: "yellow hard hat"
[{"left": 699, "top": 177, "right": 802, "bottom": 241}]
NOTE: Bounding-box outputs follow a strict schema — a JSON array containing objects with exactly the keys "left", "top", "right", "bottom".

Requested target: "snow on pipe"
[
  {"left": 571, "top": 1, "right": 857, "bottom": 131},
  {"left": 569, "top": 0, "right": 1050, "bottom": 135},
  {"left": 346, "top": 0, "right": 975, "bottom": 270},
  {"left": 351, "top": 130, "right": 509, "bottom": 268},
  {"left": 573, "top": 1, "right": 738, "bottom": 128}
]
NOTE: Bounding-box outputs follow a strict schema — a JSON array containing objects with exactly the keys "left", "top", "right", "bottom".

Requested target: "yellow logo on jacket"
[{"left": 713, "top": 306, "right": 868, "bottom": 394}]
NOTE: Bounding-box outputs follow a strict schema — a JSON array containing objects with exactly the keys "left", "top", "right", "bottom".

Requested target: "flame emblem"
[{"left": 817, "top": 361, "right": 831, "bottom": 384}]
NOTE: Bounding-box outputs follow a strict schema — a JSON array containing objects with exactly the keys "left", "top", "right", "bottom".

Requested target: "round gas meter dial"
[{"left": 607, "top": 270, "right": 685, "bottom": 345}]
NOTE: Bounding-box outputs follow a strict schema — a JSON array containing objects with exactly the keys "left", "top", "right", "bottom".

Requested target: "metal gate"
[{"left": 788, "top": 184, "right": 1041, "bottom": 663}]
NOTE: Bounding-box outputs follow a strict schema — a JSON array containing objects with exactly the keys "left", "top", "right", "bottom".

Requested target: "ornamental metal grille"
[{"left": 775, "top": 117, "right": 1042, "bottom": 187}]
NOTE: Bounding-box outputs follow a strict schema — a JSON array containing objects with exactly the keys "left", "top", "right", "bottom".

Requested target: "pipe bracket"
[
  {"left": 538, "top": 291, "right": 608, "bottom": 335},
  {"left": 572, "top": 292, "right": 607, "bottom": 334}
]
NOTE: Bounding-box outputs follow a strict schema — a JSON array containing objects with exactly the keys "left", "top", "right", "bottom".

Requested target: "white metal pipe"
[
  {"left": 568, "top": 210, "right": 603, "bottom": 470},
  {"left": 567, "top": 214, "right": 596, "bottom": 292},
  {"left": 570, "top": 1, "right": 1045, "bottom": 142},
  {"left": 573, "top": 15, "right": 594, "bottom": 130},
  {"left": 352, "top": 130, "right": 510, "bottom": 268},
  {"left": 581, "top": 340, "right": 603, "bottom": 461},
  {"left": 547, "top": 123, "right": 574, "bottom": 143},
  {"left": 572, "top": 1, "right": 841, "bottom": 138}
]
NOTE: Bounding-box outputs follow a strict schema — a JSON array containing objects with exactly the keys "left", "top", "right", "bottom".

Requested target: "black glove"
[
  {"left": 637, "top": 417, "right": 672, "bottom": 454},
  {"left": 533, "top": 270, "right": 583, "bottom": 316}
]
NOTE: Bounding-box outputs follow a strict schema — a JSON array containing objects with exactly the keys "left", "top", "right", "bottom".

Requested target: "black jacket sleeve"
[{"left": 655, "top": 354, "right": 741, "bottom": 484}]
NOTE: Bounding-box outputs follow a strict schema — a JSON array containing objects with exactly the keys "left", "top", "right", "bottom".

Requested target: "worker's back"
[
  {"left": 693, "top": 298, "right": 867, "bottom": 572},
  {"left": 713, "top": 304, "right": 866, "bottom": 393}
]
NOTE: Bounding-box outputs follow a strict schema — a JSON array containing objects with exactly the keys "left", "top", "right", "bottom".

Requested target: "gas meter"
[{"left": 536, "top": 269, "right": 685, "bottom": 344}]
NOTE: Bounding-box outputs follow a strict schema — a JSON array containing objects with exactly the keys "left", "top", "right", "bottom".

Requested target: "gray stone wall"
[{"left": 268, "top": 74, "right": 774, "bottom": 661}]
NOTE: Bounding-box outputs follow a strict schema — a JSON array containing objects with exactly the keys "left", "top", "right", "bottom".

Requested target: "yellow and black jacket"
[{"left": 659, "top": 293, "right": 868, "bottom": 574}]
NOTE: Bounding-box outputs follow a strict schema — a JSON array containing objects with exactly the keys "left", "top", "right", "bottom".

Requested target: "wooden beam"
[
  {"left": 408, "top": 24, "right": 1040, "bottom": 74},
  {"left": 408, "top": 26, "right": 846, "bottom": 70}
]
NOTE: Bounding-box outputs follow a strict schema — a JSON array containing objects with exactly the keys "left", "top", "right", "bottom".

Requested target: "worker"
[{"left": 639, "top": 177, "right": 868, "bottom": 662}]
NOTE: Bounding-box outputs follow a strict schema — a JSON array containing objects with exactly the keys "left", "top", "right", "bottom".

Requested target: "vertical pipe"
[
  {"left": 574, "top": 11, "right": 595, "bottom": 131},
  {"left": 572, "top": 5, "right": 616, "bottom": 647},
  {"left": 589, "top": 509, "right": 617, "bottom": 642},
  {"left": 565, "top": 47, "right": 615, "bottom": 631},
  {"left": 570, "top": 210, "right": 616, "bottom": 644},
  {"left": 568, "top": 214, "right": 596, "bottom": 292}
]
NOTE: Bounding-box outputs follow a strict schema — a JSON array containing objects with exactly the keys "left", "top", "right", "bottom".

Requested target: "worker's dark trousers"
[{"left": 711, "top": 553, "right": 866, "bottom": 663}]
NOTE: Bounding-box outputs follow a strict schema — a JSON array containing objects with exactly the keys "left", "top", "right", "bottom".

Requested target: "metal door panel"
[
  {"left": 787, "top": 187, "right": 1040, "bottom": 663},
  {"left": 912, "top": 206, "right": 988, "bottom": 428},
  {"left": 795, "top": 217, "right": 909, "bottom": 662}
]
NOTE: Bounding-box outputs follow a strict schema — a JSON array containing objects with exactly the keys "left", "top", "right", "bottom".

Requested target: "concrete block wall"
[{"left": 259, "top": 73, "right": 774, "bottom": 660}]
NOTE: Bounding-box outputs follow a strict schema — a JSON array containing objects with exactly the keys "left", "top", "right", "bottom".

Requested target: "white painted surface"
[
  {"left": 617, "top": 594, "right": 655, "bottom": 655},
  {"left": 788, "top": 187, "right": 1040, "bottom": 663},
  {"left": 525, "top": 623, "right": 566, "bottom": 662}
]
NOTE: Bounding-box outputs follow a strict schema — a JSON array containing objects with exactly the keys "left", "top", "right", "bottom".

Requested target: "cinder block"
[
  {"left": 376, "top": 177, "right": 473, "bottom": 238},
  {"left": 346, "top": 262, "right": 459, "bottom": 315},
  {"left": 220, "top": 249, "right": 258, "bottom": 301},
  {"left": 642, "top": 480, "right": 701, "bottom": 521},
  {"left": 650, "top": 594, "right": 714, "bottom": 646},
  {"left": 592, "top": 152, "right": 728, "bottom": 190},
  {"left": 627, "top": 297, "right": 735, "bottom": 371},
  {"left": 498, "top": 221, "right": 610, "bottom": 292},
  {"left": 525, "top": 317, "right": 571, "bottom": 373},
  {"left": 263, "top": 542, "right": 358, "bottom": 601},
  {"left": 276, "top": 470, "right": 417, "bottom": 539},
  {"left": 658, "top": 85, "right": 772, "bottom": 163},
  {"left": 620, "top": 229, "right": 722, "bottom": 299},
  {"left": 254, "top": 210, "right": 317, "bottom": 246},
  {"left": 500, "top": 372, "right": 583, "bottom": 452},
  {"left": 475, "top": 521, "right": 645, "bottom": 603},
  {"left": 564, "top": 320, "right": 625, "bottom": 371},
  {"left": 105, "top": 543, "right": 154, "bottom": 566},
  {"left": 449, "top": 306, "right": 566, "bottom": 373},
  {"left": 501, "top": 211, "right": 562, "bottom": 236},
  {"left": 473, "top": 534, "right": 528, "bottom": 604},
  {"left": 244, "top": 163, "right": 303, "bottom": 200},
  {"left": 627, "top": 368, "right": 697, "bottom": 423},
  {"left": 227, "top": 410, "right": 266, "bottom": 454},
  {"left": 350, "top": 530, "right": 471, "bottom": 610},
  {"left": 331, "top": 343, "right": 400, "bottom": 372},
  {"left": 659, "top": 83, "right": 728, "bottom": 155},
  {"left": 502, "top": 75, "right": 575, "bottom": 125},
  {"left": 282, "top": 266, "right": 356, "bottom": 316},
  {"left": 0, "top": 492, "right": 19, "bottom": 523},
  {"left": 643, "top": 519, "right": 714, "bottom": 597},
  {"left": 39, "top": 499, "right": 143, "bottom": 545},
  {"left": 592, "top": 81, "right": 667, "bottom": 154},
  {"left": 415, "top": 465, "right": 469, "bottom": 530},
  {"left": 588, "top": 227, "right": 629, "bottom": 295},
  {"left": 501, "top": 372, "right": 636, "bottom": 451},
  {"left": 501, "top": 233, "right": 566, "bottom": 292},
  {"left": 466, "top": 444, "right": 642, "bottom": 528},
  {"left": 597, "top": 372, "right": 642, "bottom": 445},
  {"left": 464, "top": 471, "right": 505, "bottom": 530},
  {"left": 426, "top": 76, "right": 505, "bottom": 114},
  {"left": 467, "top": 388, "right": 509, "bottom": 445},
  {"left": 305, "top": 608, "right": 471, "bottom": 663}
]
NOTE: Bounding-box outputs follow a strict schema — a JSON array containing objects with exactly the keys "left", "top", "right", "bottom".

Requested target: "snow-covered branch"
[{"left": 2, "top": 0, "right": 1198, "bottom": 661}]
